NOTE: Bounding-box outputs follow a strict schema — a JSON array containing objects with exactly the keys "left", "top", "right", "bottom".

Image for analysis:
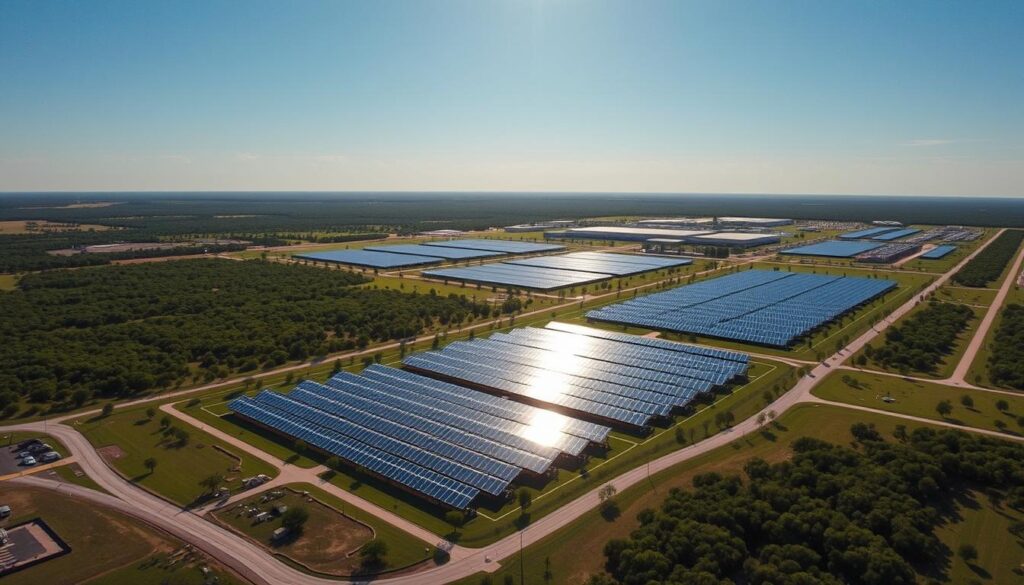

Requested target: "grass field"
[
  {"left": 449, "top": 403, "right": 1023, "bottom": 585},
  {"left": 0, "top": 219, "right": 113, "bottom": 234},
  {"left": 0, "top": 485, "right": 242, "bottom": 585},
  {"left": 934, "top": 285, "right": 998, "bottom": 307},
  {"left": 73, "top": 407, "right": 278, "bottom": 506},
  {"left": 813, "top": 370, "right": 1024, "bottom": 436}
]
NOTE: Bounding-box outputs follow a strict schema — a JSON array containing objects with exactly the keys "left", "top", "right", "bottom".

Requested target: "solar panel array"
[
  {"left": 780, "top": 240, "right": 884, "bottom": 258},
  {"left": 403, "top": 324, "right": 749, "bottom": 428},
  {"left": 920, "top": 245, "right": 956, "bottom": 259},
  {"left": 293, "top": 249, "right": 444, "bottom": 268},
  {"left": 856, "top": 243, "right": 921, "bottom": 263},
  {"left": 364, "top": 244, "right": 504, "bottom": 260},
  {"left": 228, "top": 365, "right": 610, "bottom": 509},
  {"left": 839, "top": 227, "right": 900, "bottom": 239},
  {"left": 586, "top": 269, "right": 896, "bottom": 347},
  {"left": 506, "top": 252, "right": 692, "bottom": 276},
  {"left": 423, "top": 239, "right": 565, "bottom": 254},
  {"left": 422, "top": 263, "right": 611, "bottom": 290},
  {"left": 872, "top": 228, "right": 921, "bottom": 241}
]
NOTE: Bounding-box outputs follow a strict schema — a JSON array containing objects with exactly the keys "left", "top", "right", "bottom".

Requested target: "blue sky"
[{"left": 1, "top": 0, "right": 1022, "bottom": 194}]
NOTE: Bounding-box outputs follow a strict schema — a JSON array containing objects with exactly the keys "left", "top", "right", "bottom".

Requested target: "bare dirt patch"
[{"left": 97, "top": 445, "right": 126, "bottom": 461}]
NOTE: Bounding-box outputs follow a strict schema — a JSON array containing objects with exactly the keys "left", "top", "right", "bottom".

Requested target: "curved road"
[{"left": 1, "top": 229, "right": 1014, "bottom": 585}]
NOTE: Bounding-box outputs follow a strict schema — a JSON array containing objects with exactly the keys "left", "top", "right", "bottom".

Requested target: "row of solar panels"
[
  {"left": 294, "top": 239, "right": 565, "bottom": 268},
  {"left": 423, "top": 252, "right": 690, "bottom": 291},
  {"left": 506, "top": 252, "right": 692, "bottom": 276},
  {"left": 781, "top": 240, "right": 883, "bottom": 258},
  {"left": 402, "top": 323, "right": 749, "bottom": 428},
  {"left": 587, "top": 270, "right": 895, "bottom": 347},
  {"left": 229, "top": 362, "right": 612, "bottom": 509},
  {"left": 872, "top": 228, "right": 921, "bottom": 241},
  {"left": 920, "top": 245, "right": 957, "bottom": 259}
]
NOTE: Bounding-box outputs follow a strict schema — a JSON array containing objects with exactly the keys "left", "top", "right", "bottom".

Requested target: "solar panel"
[
  {"left": 872, "top": 228, "right": 921, "bottom": 241},
  {"left": 920, "top": 245, "right": 956, "bottom": 259},
  {"left": 364, "top": 244, "right": 504, "bottom": 259},
  {"left": 839, "top": 227, "right": 900, "bottom": 239},
  {"left": 422, "top": 239, "right": 565, "bottom": 254},
  {"left": 587, "top": 269, "right": 896, "bottom": 347},
  {"left": 506, "top": 252, "right": 691, "bottom": 276},
  {"left": 423, "top": 264, "right": 611, "bottom": 290},
  {"left": 293, "top": 249, "right": 444, "bottom": 268},
  {"left": 780, "top": 241, "right": 884, "bottom": 257}
]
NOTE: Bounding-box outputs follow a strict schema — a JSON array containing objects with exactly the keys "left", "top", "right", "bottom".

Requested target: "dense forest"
[
  {"left": 592, "top": 424, "right": 1024, "bottom": 585},
  {"left": 988, "top": 303, "right": 1024, "bottom": 389},
  {"left": 863, "top": 301, "right": 974, "bottom": 374},
  {"left": 952, "top": 229, "right": 1024, "bottom": 287},
  {"left": 0, "top": 259, "right": 495, "bottom": 416}
]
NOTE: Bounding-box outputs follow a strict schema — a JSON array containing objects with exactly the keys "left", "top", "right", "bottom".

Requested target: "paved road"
[
  {"left": 948, "top": 237, "right": 1024, "bottom": 385},
  {"left": 0, "top": 227, "right": 1012, "bottom": 585}
]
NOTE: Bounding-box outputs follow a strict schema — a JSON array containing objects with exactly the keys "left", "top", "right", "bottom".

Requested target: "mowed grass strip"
[
  {"left": 813, "top": 370, "right": 1024, "bottom": 436},
  {"left": 74, "top": 408, "right": 278, "bottom": 506}
]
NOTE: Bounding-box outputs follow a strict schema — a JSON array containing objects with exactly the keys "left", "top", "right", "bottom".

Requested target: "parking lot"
[{"left": 0, "top": 439, "right": 60, "bottom": 476}]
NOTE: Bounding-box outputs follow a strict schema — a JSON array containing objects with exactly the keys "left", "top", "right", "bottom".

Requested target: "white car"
[
  {"left": 21, "top": 456, "right": 37, "bottom": 466},
  {"left": 40, "top": 451, "right": 61, "bottom": 463}
]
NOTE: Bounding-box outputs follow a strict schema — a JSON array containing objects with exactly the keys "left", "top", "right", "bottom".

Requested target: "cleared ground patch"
[{"left": 211, "top": 486, "right": 375, "bottom": 576}]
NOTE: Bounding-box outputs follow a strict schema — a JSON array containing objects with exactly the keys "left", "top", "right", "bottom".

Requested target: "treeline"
[
  {"left": 864, "top": 301, "right": 973, "bottom": 374},
  {"left": 952, "top": 229, "right": 1024, "bottom": 287},
  {"left": 592, "top": 424, "right": 1024, "bottom": 585},
  {"left": 989, "top": 303, "right": 1024, "bottom": 389},
  {"left": 0, "top": 259, "right": 495, "bottom": 416},
  {"left": 5, "top": 193, "right": 1024, "bottom": 232}
]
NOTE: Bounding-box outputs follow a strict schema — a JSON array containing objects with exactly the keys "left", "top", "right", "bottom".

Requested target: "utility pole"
[{"left": 520, "top": 529, "right": 525, "bottom": 585}]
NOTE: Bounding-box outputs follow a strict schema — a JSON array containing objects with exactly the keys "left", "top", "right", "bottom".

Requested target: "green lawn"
[
  {"left": 73, "top": 407, "right": 278, "bottom": 506},
  {"left": 934, "top": 489, "right": 1024, "bottom": 585},
  {"left": 49, "top": 462, "right": 108, "bottom": 493},
  {"left": 813, "top": 370, "right": 1024, "bottom": 436},
  {"left": 449, "top": 403, "right": 1020, "bottom": 585},
  {"left": 0, "top": 484, "right": 241, "bottom": 585},
  {"left": 933, "top": 285, "right": 998, "bottom": 307},
  {"left": 303, "top": 359, "right": 796, "bottom": 546}
]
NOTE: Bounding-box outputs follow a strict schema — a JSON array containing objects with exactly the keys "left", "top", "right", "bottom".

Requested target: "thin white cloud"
[{"left": 903, "top": 139, "right": 957, "bottom": 147}]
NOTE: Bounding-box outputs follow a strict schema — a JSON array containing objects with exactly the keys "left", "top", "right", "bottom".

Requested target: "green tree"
[
  {"left": 445, "top": 510, "right": 466, "bottom": 534},
  {"left": 199, "top": 473, "right": 224, "bottom": 494},
  {"left": 958, "top": 543, "right": 978, "bottom": 563},
  {"left": 144, "top": 457, "right": 157, "bottom": 474},
  {"left": 360, "top": 539, "right": 389, "bottom": 568},
  {"left": 281, "top": 506, "right": 310, "bottom": 533},
  {"left": 936, "top": 400, "right": 953, "bottom": 418},
  {"left": 517, "top": 488, "right": 532, "bottom": 510},
  {"left": 960, "top": 394, "right": 974, "bottom": 408},
  {"left": 102, "top": 403, "right": 114, "bottom": 417}
]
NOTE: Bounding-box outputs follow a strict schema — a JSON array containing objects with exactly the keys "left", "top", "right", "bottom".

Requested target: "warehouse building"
[
  {"left": 688, "top": 232, "right": 781, "bottom": 247},
  {"left": 716, "top": 216, "right": 793, "bottom": 228}
]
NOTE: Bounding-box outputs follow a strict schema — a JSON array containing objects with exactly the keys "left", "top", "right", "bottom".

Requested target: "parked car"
[
  {"left": 27, "top": 443, "right": 51, "bottom": 454},
  {"left": 21, "top": 456, "right": 37, "bottom": 466},
  {"left": 16, "top": 451, "right": 31, "bottom": 459},
  {"left": 39, "top": 451, "right": 61, "bottom": 463}
]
